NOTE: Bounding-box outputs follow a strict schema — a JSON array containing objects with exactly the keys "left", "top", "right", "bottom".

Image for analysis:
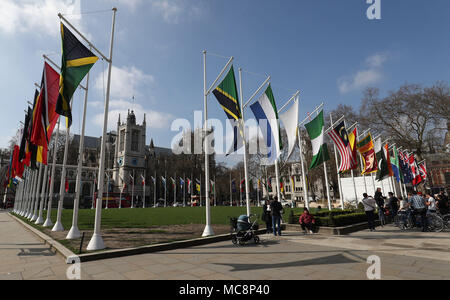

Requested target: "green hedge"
[{"left": 288, "top": 209, "right": 369, "bottom": 227}]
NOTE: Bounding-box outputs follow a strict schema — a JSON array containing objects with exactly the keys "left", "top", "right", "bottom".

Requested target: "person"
[
  {"left": 407, "top": 191, "right": 428, "bottom": 232},
  {"left": 374, "top": 188, "right": 386, "bottom": 226},
  {"left": 425, "top": 193, "right": 437, "bottom": 214},
  {"left": 386, "top": 192, "right": 399, "bottom": 220},
  {"left": 299, "top": 208, "right": 316, "bottom": 234},
  {"left": 397, "top": 196, "right": 408, "bottom": 226},
  {"left": 270, "top": 197, "right": 283, "bottom": 236},
  {"left": 262, "top": 200, "right": 272, "bottom": 234},
  {"left": 362, "top": 193, "right": 377, "bottom": 231},
  {"left": 436, "top": 193, "right": 449, "bottom": 215}
]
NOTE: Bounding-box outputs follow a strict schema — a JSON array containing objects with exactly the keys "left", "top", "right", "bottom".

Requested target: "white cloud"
[
  {"left": 150, "top": 0, "right": 204, "bottom": 24},
  {"left": 92, "top": 99, "right": 174, "bottom": 131},
  {"left": 94, "top": 65, "right": 154, "bottom": 100},
  {"left": 338, "top": 53, "right": 388, "bottom": 93},
  {"left": 0, "top": 0, "right": 82, "bottom": 37}
]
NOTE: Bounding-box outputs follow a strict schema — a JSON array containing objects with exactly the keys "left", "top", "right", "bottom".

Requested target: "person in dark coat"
[
  {"left": 262, "top": 200, "right": 272, "bottom": 233},
  {"left": 270, "top": 197, "right": 283, "bottom": 236},
  {"left": 374, "top": 188, "right": 386, "bottom": 226}
]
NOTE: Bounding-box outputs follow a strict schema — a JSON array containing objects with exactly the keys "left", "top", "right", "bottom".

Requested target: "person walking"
[
  {"left": 386, "top": 192, "right": 399, "bottom": 221},
  {"left": 425, "top": 193, "right": 437, "bottom": 214},
  {"left": 262, "top": 199, "right": 272, "bottom": 234},
  {"left": 436, "top": 193, "right": 448, "bottom": 215},
  {"left": 407, "top": 191, "right": 428, "bottom": 232},
  {"left": 299, "top": 208, "right": 316, "bottom": 234},
  {"left": 362, "top": 193, "right": 377, "bottom": 232},
  {"left": 374, "top": 188, "right": 386, "bottom": 227},
  {"left": 270, "top": 197, "right": 283, "bottom": 236}
]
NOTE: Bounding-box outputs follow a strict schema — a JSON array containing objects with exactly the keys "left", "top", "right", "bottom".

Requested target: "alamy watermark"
[
  {"left": 366, "top": 0, "right": 381, "bottom": 20},
  {"left": 66, "top": 255, "right": 81, "bottom": 280},
  {"left": 366, "top": 255, "right": 381, "bottom": 280}
]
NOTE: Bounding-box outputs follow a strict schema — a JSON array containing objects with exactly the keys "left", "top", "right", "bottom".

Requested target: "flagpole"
[
  {"left": 230, "top": 172, "right": 232, "bottom": 207},
  {"left": 143, "top": 171, "right": 146, "bottom": 208},
  {"left": 154, "top": 171, "right": 156, "bottom": 208},
  {"left": 238, "top": 68, "right": 251, "bottom": 216},
  {"left": 119, "top": 175, "right": 123, "bottom": 209},
  {"left": 106, "top": 172, "right": 109, "bottom": 209},
  {"left": 24, "top": 170, "right": 34, "bottom": 217},
  {"left": 87, "top": 7, "right": 117, "bottom": 251},
  {"left": 329, "top": 113, "right": 344, "bottom": 210},
  {"left": 344, "top": 120, "right": 358, "bottom": 206},
  {"left": 26, "top": 170, "right": 35, "bottom": 218},
  {"left": 36, "top": 152, "right": 50, "bottom": 224},
  {"left": 357, "top": 126, "right": 369, "bottom": 195},
  {"left": 202, "top": 50, "right": 214, "bottom": 237},
  {"left": 67, "top": 70, "right": 90, "bottom": 239},
  {"left": 297, "top": 128, "right": 309, "bottom": 210},
  {"left": 91, "top": 173, "right": 96, "bottom": 210},
  {"left": 131, "top": 170, "right": 135, "bottom": 208},
  {"left": 31, "top": 163, "right": 43, "bottom": 222},
  {"left": 214, "top": 175, "right": 216, "bottom": 207},
  {"left": 43, "top": 116, "right": 59, "bottom": 227},
  {"left": 52, "top": 123, "right": 70, "bottom": 232},
  {"left": 317, "top": 109, "right": 331, "bottom": 210}
]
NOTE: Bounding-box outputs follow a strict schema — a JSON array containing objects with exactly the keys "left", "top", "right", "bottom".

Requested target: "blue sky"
[{"left": 1, "top": 0, "right": 449, "bottom": 166}]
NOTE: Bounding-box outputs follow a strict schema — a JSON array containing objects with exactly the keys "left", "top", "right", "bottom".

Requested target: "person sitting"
[{"left": 299, "top": 208, "right": 316, "bottom": 234}]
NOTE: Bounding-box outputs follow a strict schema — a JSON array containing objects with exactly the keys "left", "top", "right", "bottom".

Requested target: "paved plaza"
[{"left": 0, "top": 210, "right": 449, "bottom": 280}]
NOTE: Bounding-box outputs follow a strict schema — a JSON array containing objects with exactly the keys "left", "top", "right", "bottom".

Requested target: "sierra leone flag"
[
  {"left": 250, "top": 84, "right": 282, "bottom": 165},
  {"left": 56, "top": 23, "right": 98, "bottom": 128},
  {"left": 304, "top": 110, "right": 329, "bottom": 170}
]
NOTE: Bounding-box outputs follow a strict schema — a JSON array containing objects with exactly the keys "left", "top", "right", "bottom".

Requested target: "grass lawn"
[{"left": 38, "top": 206, "right": 292, "bottom": 230}]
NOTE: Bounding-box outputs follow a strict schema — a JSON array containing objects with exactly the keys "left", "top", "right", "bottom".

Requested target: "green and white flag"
[
  {"left": 304, "top": 110, "right": 329, "bottom": 170},
  {"left": 374, "top": 138, "right": 389, "bottom": 181}
]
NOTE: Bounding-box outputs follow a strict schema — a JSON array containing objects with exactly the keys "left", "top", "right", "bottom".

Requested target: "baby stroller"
[{"left": 230, "top": 214, "right": 260, "bottom": 245}]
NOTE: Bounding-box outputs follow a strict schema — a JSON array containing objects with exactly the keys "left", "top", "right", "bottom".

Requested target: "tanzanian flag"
[
  {"left": 212, "top": 66, "right": 243, "bottom": 154},
  {"left": 56, "top": 23, "right": 98, "bottom": 128}
]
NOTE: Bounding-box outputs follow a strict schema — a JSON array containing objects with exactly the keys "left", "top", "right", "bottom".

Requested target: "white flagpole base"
[
  {"left": 202, "top": 225, "right": 215, "bottom": 237},
  {"left": 43, "top": 218, "right": 53, "bottom": 227},
  {"left": 86, "top": 233, "right": 105, "bottom": 251},
  {"left": 51, "top": 221, "right": 64, "bottom": 232},
  {"left": 66, "top": 226, "right": 81, "bottom": 239},
  {"left": 35, "top": 217, "right": 44, "bottom": 225}
]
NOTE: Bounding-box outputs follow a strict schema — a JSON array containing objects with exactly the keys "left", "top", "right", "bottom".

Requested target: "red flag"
[
  {"left": 419, "top": 162, "right": 427, "bottom": 181},
  {"left": 30, "top": 62, "right": 60, "bottom": 165},
  {"left": 409, "top": 154, "right": 422, "bottom": 186},
  {"left": 65, "top": 179, "right": 69, "bottom": 193}
]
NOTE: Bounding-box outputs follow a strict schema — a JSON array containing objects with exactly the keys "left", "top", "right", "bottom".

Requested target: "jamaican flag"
[
  {"left": 212, "top": 65, "right": 243, "bottom": 154},
  {"left": 56, "top": 23, "right": 98, "bottom": 128}
]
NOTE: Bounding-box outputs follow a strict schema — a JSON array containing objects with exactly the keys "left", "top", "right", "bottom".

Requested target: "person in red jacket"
[{"left": 299, "top": 208, "right": 316, "bottom": 234}]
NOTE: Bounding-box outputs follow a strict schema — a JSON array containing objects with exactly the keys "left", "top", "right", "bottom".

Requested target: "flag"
[
  {"left": 232, "top": 179, "right": 236, "bottom": 193},
  {"left": 19, "top": 108, "right": 32, "bottom": 162},
  {"left": 210, "top": 180, "right": 215, "bottom": 194},
  {"left": 384, "top": 143, "right": 394, "bottom": 177},
  {"left": 65, "top": 179, "right": 69, "bottom": 193},
  {"left": 279, "top": 97, "right": 299, "bottom": 160},
  {"left": 212, "top": 65, "right": 243, "bottom": 154},
  {"left": 240, "top": 179, "right": 245, "bottom": 193},
  {"left": 267, "top": 177, "right": 272, "bottom": 193},
  {"left": 250, "top": 85, "right": 282, "bottom": 165},
  {"left": 357, "top": 133, "right": 378, "bottom": 175},
  {"left": 375, "top": 138, "right": 390, "bottom": 181},
  {"left": 290, "top": 176, "right": 295, "bottom": 190},
  {"left": 31, "top": 62, "right": 60, "bottom": 153},
  {"left": 327, "top": 121, "right": 354, "bottom": 173},
  {"left": 171, "top": 177, "right": 176, "bottom": 189},
  {"left": 56, "top": 23, "right": 98, "bottom": 128},
  {"left": 196, "top": 179, "right": 201, "bottom": 193},
  {"left": 187, "top": 178, "right": 191, "bottom": 194},
  {"left": 390, "top": 146, "right": 401, "bottom": 182},
  {"left": 280, "top": 178, "right": 284, "bottom": 194},
  {"left": 399, "top": 150, "right": 413, "bottom": 184},
  {"left": 257, "top": 179, "right": 261, "bottom": 190},
  {"left": 419, "top": 162, "right": 427, "bottom": 181},
  {"left": 408, "top": 154, "right": 422, "bottom": 186},
  {"left": 161, "top": 176, "right": 166, "bottom": 187},
  {"left": 347, "top": 127, "right": 358, "bottom": 170},
  {"left": 180, "top": 178, "right": 185, "bottom": 190},
  {"left": 141, "top": 174, "right": 145, "bottom": 186},
  {"left": 304, "top": 110, "right": 329, "bottom": 169}
]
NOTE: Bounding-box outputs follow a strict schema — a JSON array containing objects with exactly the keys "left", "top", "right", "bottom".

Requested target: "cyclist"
[{"left": 407, "top": 191, "right": 428, "bottom": 232}]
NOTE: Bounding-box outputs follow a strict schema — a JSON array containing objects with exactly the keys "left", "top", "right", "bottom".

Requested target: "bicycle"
[{"left": 396, "top": 209, "right": 444, "bottom": 232}]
